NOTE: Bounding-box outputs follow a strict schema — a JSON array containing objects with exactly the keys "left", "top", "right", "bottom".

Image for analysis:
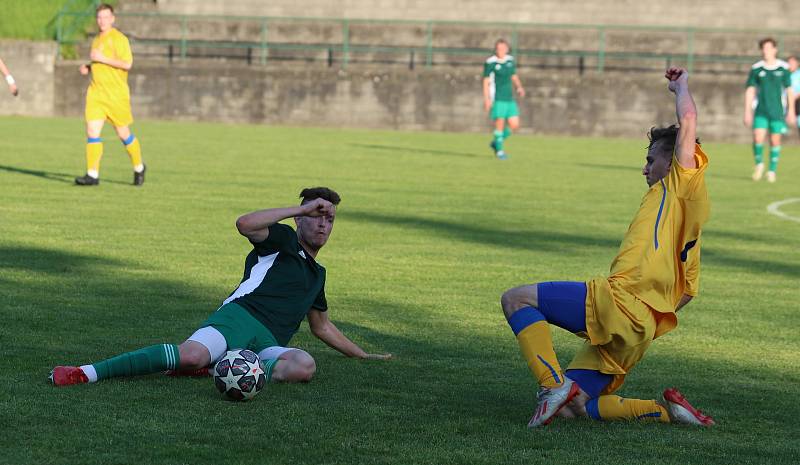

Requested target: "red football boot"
[{"left": 49, "top": 366, "right": 89, "bottom": 386}]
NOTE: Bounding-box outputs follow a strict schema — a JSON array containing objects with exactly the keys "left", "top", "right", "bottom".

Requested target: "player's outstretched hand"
[
  {"left": 665, "top": 67, "right": 688, "bottom": 93},
  {"left": 302, "top": 198, "right": 334, "bottom": 217},
  {"left": 8, "top": 83, "right": 18, "bottom": 96},
  {"left": 483, "top": 98, "right": 492, "bottom": 113},
  {"left": 79, "top": 64, "right": 90, "bottom": 76},
  {"left": 362, "top": 353, "right": 392, "bottom": 360},
  {"left": 787, "top": 112, "right": 797, "bottom": 128}
]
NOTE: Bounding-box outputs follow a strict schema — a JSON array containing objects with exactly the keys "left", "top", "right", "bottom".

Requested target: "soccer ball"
[{"left": 213, "top": 349, "right": 266, "bottom": 401}]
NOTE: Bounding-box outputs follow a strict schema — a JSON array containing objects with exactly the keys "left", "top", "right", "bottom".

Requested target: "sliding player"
[
  {"left": 483, "top": 39, "right": 525, "bottom": 160},
  {"left": 51, "top": 187, "right": 391, "bottom": 387},
  {"left": 501, "top": 68, "right": 715, "bottom": 427},
  {"left": 75, "top": 3, "right": 146, "bottom": 186}
]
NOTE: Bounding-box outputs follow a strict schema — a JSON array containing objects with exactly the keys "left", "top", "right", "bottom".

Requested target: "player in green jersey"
[
  {"left": 744, "top": 38, "right": 796, "bottom": 183},
  {"left": 483, "top": 39, "right": 526, "bottom": 160},
  {"left": 50, "top": 187, "right": 391, "bottom": 387}
]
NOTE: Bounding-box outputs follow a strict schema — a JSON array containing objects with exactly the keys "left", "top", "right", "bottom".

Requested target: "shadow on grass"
[
  {"left": 0, "top": 245, "right": 128, "bottom": 275},
  {"left": 0, "top": 164, "right": 128, "bottom": 185},
  {"left": 346, "top": 210, "right": 619, "bottom": 252},
  {"left": 350, "top": 143, "right": 482, "bottom": 158}
]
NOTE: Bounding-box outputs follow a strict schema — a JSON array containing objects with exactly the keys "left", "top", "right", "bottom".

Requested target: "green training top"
[
  {"left": 746, "top": 60, "right": 791, "bottom": 120},
  {"left": 223, "top": 223, "right": 327, "bottom": 346},
  {"left": 483, "top": 55, "right": 517, "bottom": 102}
]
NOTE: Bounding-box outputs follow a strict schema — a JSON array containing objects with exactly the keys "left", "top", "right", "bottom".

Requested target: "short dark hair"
[
  {"left": 299, "top": 187, "right": 340, "bottom": 205},
  {"left": 96, "top": 3, "right": 114, "bottom": 14},
  {"left": 648, "top": 125, "right": 701, "bottom": 158},
  {"left": 495, "top": 38, "right": 511, "bottom": 53},
  {"left": 759, "top": 37, "right": 776, "bottom": 49}
]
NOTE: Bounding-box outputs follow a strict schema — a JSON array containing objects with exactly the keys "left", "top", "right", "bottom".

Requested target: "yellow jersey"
[
  {"left": 88, "top": 28, "right": 132, "bottom": 103},
  {"left": 607, "top": 145, "right": 710, "bottom": 338}
]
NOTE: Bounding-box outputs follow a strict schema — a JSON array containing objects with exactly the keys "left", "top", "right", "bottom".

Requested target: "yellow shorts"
[
  {"left": 85, "top": 93, "right": 133, "bottom": 127},
  {"left": 566, "top": 277, "right": 659, "bottom": 395}
]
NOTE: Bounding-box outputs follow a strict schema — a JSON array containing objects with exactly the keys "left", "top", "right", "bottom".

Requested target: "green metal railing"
[{"left": 53, "top": 11, "right": 800, "bottom": 73}]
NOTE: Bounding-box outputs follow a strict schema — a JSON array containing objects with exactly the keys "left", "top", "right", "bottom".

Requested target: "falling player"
[{"left": 500, "top": 68, "right": 715, "bottom": 428}]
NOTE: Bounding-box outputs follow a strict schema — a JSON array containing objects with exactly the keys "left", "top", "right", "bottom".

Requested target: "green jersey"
[
  {"left": 746, "top": 60, "right": 791, "bottom": 120},
  {"left": 223, "top": 223, "right": 327, "bottom": 346},
  {"left": 483, "top": 55, "right": 517, "bottom": 102}
]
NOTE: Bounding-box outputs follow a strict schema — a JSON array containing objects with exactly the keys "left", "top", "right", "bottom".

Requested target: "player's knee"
[
  {"left": 178, "top": 342, "right": 210, "bottom": 369},
  {"left": 291, "top": 352, "right": 316, "bottom": 382},
  {"left": 501, "top": 287, "right": 525, "bottom": 315}
]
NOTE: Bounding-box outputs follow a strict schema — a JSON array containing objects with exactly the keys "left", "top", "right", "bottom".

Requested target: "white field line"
[{"left": 766, "top": 198, "right": 800, "bottom": 224}]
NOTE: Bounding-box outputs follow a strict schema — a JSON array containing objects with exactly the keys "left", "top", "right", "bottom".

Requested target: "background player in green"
[
  {"left": 483, "top": 38, "right": 526, "bottom": 160},
  {"left": 744, "top": 38, "right": 796, "bottom": 183},
  {"left": 50, "top": 187, "right": 391, "bottom": 387}
]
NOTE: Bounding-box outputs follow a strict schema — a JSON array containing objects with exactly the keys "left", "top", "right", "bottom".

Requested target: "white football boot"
[
  {"left": 528, "top": 377, "right": 580, "bottom": 427},
  {"left": 752, "top": 163, "right": 765, "bottom": 181},
  {"left": 662, "top": 388, "right": 715, "bottom": 426}
]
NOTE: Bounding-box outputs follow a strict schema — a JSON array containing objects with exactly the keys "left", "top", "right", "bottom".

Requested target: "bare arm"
[
  {"left": 307, "top": 309, "right": 392, "bottom": 359},
  {"left": 91, "top": 49, "right": 132, "bottom": 71},
  {"left": 666, "top": 67, "right": 697, "bottom": 169},
  {"left": 482, "top": 77, "right": 492, "bottom": 112},
  {"left": 235, "top": 198, "right": 333, "bottom": 243},
  {"left": 786, "top": 88, "right": 796, "bottom": 126},
  {"left": 511, "top": 74, "right": 526, "bottom": 97},
  {"left": 744, "top": 86, "right": 756, "bottom": 127},
  {"left": 676, "top": 294, "right": 693, "bottom": 312},
  {"left": 0, "top": 58, "right": 18, "bottom": 96}
]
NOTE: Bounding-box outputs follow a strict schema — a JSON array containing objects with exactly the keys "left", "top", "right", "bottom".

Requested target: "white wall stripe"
[{"left": 223, "top": 252, "right": 280, "bottom": 305}]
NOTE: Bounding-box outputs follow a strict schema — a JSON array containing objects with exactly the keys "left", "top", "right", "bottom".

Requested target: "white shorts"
[{"left": 187, "top": 326, "right": 300, "bottom": 364}]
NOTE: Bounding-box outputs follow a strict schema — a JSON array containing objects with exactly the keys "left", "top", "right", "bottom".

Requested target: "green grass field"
[{"left": 1, "top": 116, "right": 798, "bottom": 465}]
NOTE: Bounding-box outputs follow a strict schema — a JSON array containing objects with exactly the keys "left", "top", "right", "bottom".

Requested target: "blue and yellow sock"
[
  {"left": 769, "top": 146, "right": 780, "bottom": 172},
  {"left": 86, "top": 137, "right": 103, "bottom": 177},
  {"left": 507, "top": 306, "right": 563, "bottom": 388},
  {"left": 122, "top": 134, "right": 144, "bottom": 172},
  {"left": 753, "top": 143, "right": 764, "bottom": 165},
  {"left": 586, "top": 395, "right": 669, "bottom": 423},
  {"left": 91, "top": 344, "right": 180, "bottom": 381},
  {"left": 493, "top": 130, "right": 504, "bottom": 153}
]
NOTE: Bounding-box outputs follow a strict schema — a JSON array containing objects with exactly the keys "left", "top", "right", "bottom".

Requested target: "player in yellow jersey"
[
  {"left": 75, "top": 4, "right": 145, "bottom": 186},
  {"left": 500, "top": 67, "right": 715, "bottom": 428}
]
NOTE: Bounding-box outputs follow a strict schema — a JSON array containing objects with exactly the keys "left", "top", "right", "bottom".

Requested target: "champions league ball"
[{"left": 213, "top": 349, "right": 266, "bottom": 401}]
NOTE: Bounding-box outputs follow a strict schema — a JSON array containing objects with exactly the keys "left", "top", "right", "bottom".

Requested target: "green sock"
[
  {"left": 769, "top": 146, "right": 780, "bottom": 172},
  {"left": 493, "top": 130, "right": 504, "bottom": 152},
  {"left": 503, "top": 126, "right": 512, "bottom": 140},
  {"left": 753, "top": 143, "right": 764, "bottom": 164},
  {"left": 262, "top": 358, "right": 279, "bottom": 382},
  {"left": 93, "top": 344, "right": 180, "bottom": 380}
]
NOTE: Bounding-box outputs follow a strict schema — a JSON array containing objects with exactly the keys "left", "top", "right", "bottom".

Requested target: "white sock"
[
  {"left": 80, "top": 364, "right": 98, "bottom": 383},
  {"left": 87, "top": 169, "right": 99, "bottom": 179},
  {"left": 133, "top": 164, "right": 144, "bottom": 173}
]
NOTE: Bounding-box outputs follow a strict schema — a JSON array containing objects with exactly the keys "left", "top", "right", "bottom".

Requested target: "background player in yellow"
[
  {"left": 75, "top": 3, "right": 145, "bottom": 186},
  {"left": 500, "top": 67, "right": 715, "bottom": 428}
]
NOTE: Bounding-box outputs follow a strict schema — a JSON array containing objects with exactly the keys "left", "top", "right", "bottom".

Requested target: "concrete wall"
[
  {"left": 154, "top": 0, "right": 800, "bottom": 29},
  {"left": 54, "top": 61, "right": 749, "bottom": 142},
  {"left": 0, "top": 40, "right": 57, "bottom": 117}
]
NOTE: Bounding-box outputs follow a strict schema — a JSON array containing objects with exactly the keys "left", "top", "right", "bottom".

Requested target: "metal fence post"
[
  {"left": 180, "top": 16, "right": 187, "bottom": 60},
  {"left": 597, "top": 27, "right": 605, "bottom": 73},
  {"left": 425, "top": 21, "right": 433, "bottom": 68},
  {"left": 342, "top": 19, "right": 349, "bottom": 69},
  {"left": 260, "top": 18, "right": 268, "bottom": 65},
  {"left": 511, "top": 24, "right": 519, "bottom": 56},
  {"left": 686, "top": 29, "right": 695, "bottom": 74}
]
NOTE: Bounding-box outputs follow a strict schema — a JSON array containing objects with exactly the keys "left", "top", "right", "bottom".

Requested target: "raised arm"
[
  {"left": 236, "top": 198, "right": 333, "bottom": 243},
  {"left": 666, "top": 67, "right": 698, "bottom": 168},
  {"left": 307, "top": 309, "right": 392, "bottom": 360},
  {"left": 0, "top": 58, "right": 18, "bottom": 96}
]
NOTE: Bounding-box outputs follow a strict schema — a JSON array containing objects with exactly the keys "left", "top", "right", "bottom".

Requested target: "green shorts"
[
  {"left": 490, "top": 100, "right": 519, "bottom": 120},
  {"left": 198, "top": 302, "right": 279, "bottom": 353},
  {"left": 753, "top": 115, "right": 787, "bottom": 134}
]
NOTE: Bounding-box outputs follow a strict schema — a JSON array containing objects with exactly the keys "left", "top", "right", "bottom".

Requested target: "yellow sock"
[
  {"left": 588, "top": 395, "right": 669, "bottom": 422},
  {"left": 509, "top": 307, "right": 563, "bottom": 388},
  {"left": 123, "top": 135, "right": 143, "bottom": 170},
  {"left": 86, "top": 138, "right": 103, "bottom": 176}
]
